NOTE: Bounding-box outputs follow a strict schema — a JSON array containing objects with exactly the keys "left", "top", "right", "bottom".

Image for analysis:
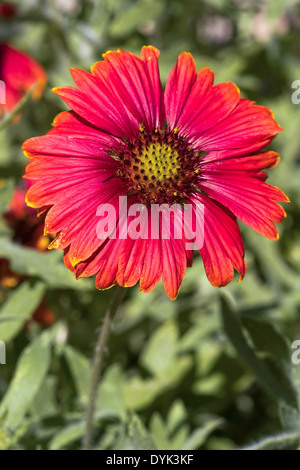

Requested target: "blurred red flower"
[
  {"left": 0, "top": 43, "right": 46, "bottom": 117},
  {"left": 0, "top": 2, "right": 17, "bottom": 19},
  {"left": 0, "top": 185, "right": 55, "bottom": 326}
]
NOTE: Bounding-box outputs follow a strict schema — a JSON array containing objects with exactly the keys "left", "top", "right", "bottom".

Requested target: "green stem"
[{"left": 82, "top": 285, "right": 126, "bottom": 450}]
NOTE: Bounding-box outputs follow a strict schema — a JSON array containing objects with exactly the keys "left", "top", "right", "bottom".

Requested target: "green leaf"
[
  {"left": 150, "top": 413, "right": 174, "bottom": 450},
  {"left": 241, "top": 431, "right": 300, "bottom": 450},
  {"left": 64, "top": 345, "right": 91, "bottom": 405},
  {"left": 182, "top": 415, "right": 224, "bottom": 450},
  {"left": 280, "top": 364, "right": 300, "bottom": 432},
  {"left": 0, "top": 179, "right": 15, "bottom": 217},
  {"left": 240, "top": 314, "right": 290, "bottom": 361},
  {"left": 48, "top": 409, "right": 126, "bottom": 450},
  {"left": 221, "top": 294, "right": 298, "bottom": 409},
  {"left": 0, "top": 330, "right": 52, "bottom": 429},
  {"left": 124, "top": 356, "right": 192, "bottom": 411},
  {"left": 97, "top": 365, "right": 127, "bottom": 421},
  {"left": 167, "top": 400, "right": 187, "bottom": 435},
  {"left": 0, "top": 238, "right": 92, "bottom": 290},
  {"left": 123, "top": 377, "right": 167, "bottom": 410},
  {"left": 120, "top": 414, "right": 156, "bottom": 450},
  {"left": 177, "top": 314, "right": 220, "bottom": 353},
  {"left": 150, "top": 405, "right": 190, "bottom": 451},
  {"left": 48, "top": 422, "right": 85, "bottom": 451},
  {"left": 31, "top": 376, "right": 57, "bottom": 420},
  {"left": 0, "top": 281, "right": 46, "bottom": 342},
  {"left": 0, "top": 422, "right": 30, "bottom": 451},
  {"left": 65, "top": 343, "right": 127, "bottom": 419},
  {"left": 140, "top": 320, "right": 178, "bottom": 377},
  {"left": 109, "top": 0, "right": 164, "bottom": 37},
  {"left": 240, "top": 313, "right": 300, "bottom": 427}
]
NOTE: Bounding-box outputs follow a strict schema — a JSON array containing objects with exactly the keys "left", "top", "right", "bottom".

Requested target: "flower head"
[
  {"left": 0, "top": 43, "right": 46, "bottom": 117},
  {"left": 23, "top": 46, "right": 288, "bottom": 300}
]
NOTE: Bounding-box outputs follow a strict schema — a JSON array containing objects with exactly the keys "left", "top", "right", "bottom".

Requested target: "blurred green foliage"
[{"left": 1, "top": 0, "right": 300, "bottom": 450}]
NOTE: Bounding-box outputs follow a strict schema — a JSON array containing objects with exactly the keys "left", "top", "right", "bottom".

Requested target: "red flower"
[
  {"left": 23, "top": 47, "right": 288, "bottom": 300},
  {"left": 0, "top": 2, "right": 17, "bottom": 18},
  {"left": 0, "top": 43, "right": 46, "bottom": 117},
  {"left": 3, "top": 186, "right": 49, "bottom": 250},
  {"left": 31, "top": 300, "right": 55, "bottom": 327},
  {"left": 0, "top": 185, "right": 55, "bottom": 325}
]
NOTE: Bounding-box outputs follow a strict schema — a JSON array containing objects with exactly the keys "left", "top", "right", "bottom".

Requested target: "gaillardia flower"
[
  {"left": 0, "top": 43, "right": 46, "bottom": 117},
  {"left": 23, "top": 46, "right": 288, "bottom": 300}
]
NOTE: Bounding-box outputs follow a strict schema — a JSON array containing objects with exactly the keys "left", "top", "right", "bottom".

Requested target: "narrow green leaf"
[
  {"left": 221, "top": 294, "right": 298, "bottom": 409},
  {"left": 241, "top": 431, "right": 300, "bottom": 450},
  {"left": 280, "top": 366, "right": 300, "bottom": 431}
]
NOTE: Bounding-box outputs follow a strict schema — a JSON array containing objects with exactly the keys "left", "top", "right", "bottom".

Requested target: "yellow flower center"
[
  {"left": 115, "top": 128, "right": 201, "bottom": 204},
  {"left": 133, "top": 142, "right": 181, "bottom": 182}
]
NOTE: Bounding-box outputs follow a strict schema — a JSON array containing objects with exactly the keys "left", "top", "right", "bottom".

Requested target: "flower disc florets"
[{"left": 115, "top": 127, "right": 202, "bottom": 205}]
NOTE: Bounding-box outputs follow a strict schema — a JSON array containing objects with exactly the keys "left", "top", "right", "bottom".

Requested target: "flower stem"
[{"left": 82, "top": 285, "right": 126, "bottom": 450}]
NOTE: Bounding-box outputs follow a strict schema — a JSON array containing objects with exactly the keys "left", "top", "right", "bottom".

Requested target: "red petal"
[
  {"left": 193, "top": 99, "right": 282, "bottom": 152},
  {"left": 178, "top": 81, "right": 240, "bottom": 138},
  {"left": 189, "top": 195, "right": 246, "bottom": 287},
  {"left": 49, "top": 111, "right": 122, "bottom": 150},
  {"left": 165, "top": 52, "right": 197, "bottom": 129},
  {"left": 102, "top": 47, "right": 165, "bottom": 130},
  {"left": 198, "top": 152, "right": 289, "bottom": 240}
]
